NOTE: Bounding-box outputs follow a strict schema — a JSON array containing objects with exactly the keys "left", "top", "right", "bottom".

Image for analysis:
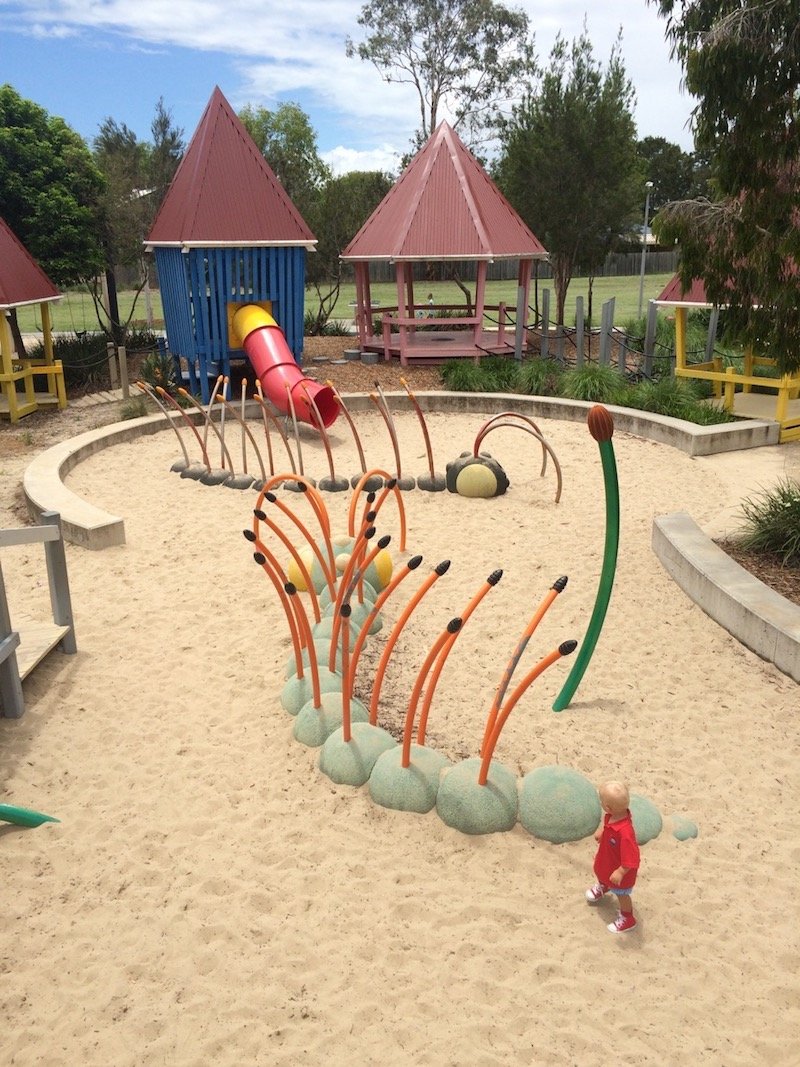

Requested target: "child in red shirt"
[{"left": 585, "top": 780, "right": 640, "bottom": 933}]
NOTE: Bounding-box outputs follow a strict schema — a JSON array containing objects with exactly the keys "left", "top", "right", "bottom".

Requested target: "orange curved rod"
[
  {"left": 251, "top": 391, "right": 298, "bottom": 475},
  {"left": 203, "top": 375, "right": 224, "bottom": 457},
  {"left": 476, "top": 421, "right": 563, "bottom": 504},
  {"left": 368, "top": 560, "right": 451, "bottom": 726},
  {"left": 154, "top": 386, "right": 211, "bottom": 469},
  {"left": 479, "top": 576, "right": 568, "bottom": 756},
  {"left": 255, "top": 492, "right": 335, "bottom": 597},
  {"left": 327, "top": 523, "right": 376, "bottom": 672},
  {"left": 401, "top": 619, "right": 462, "bottom": 768},
  {"left": 284, "top": 382, "right": 306, "bottom": 478},
  {"left": 327, "top": 533, "right": 390, "bottom": 673},
  {"left": 474, "top": 412, "right": 547, "bottom": 475},
  {"left": 348, "top": 469, "right": 407, "bottom": 551},
  {"left": 284, "top": 582, "right": 322, "bottom": 708},
  {"left": 255, "top": 474, "right": 335, "bottom": 594},
  {"left": 256, "top": 473, "right": 332, "bottom": 543},
  {"left": 299, "top": 381, "right": 338, "bottom": 482},
  {"left": 254, "top": 381, "right": 276, "bottom": 476},
  {"left": 339, "top": 607, "right": 353, "bottom": 742},
  {"left": 400, "top": 377, "right": 436, "bottom": 480},
  {"left": 326, "top": 381, "right": 368, "bottom": 475},
  {"left": 244, "top": 534, "right": 304, "bottom": 678},
  {"left": 346, "top": 555, "right": 424, "bottom": 695},
  {"left": 176, "top": 385, "right": 235, "bottom": 472},
  {"left": 416, "top": 570, "right": 502, "bottom": 747},
  {"left": 369, "top": 391, "right": 404, "bottom": 479},
  {"left": 477, "top": 640, "right": 577, "bottom": 786},
  {"left": 136, "top": 381, "right": 192, "bottom": 469},
  {"left": 214, "top": 388, "right": 267, "bottom": 483},
  {"left": 251, "top": 511, "right": 322, "bottom": 624}
]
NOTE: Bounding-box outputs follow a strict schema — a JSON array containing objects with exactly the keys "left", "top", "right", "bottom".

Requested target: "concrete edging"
[
  {"left": 652, "top": 512, "right": 800, "bottom": 683},
  {"left": 23, "top": 414, "right": 178, "bottom": 549},
  {"left": 24, "top": 392, "right": 778, "bottom": 552}
]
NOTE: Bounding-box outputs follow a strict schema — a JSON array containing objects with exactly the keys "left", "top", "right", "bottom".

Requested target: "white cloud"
[
  {"left": 1, "top": 0, "right": 697, "bottom": 165},
  {"left": 322, "top": 143, "right": 402, "bottom": 177}
]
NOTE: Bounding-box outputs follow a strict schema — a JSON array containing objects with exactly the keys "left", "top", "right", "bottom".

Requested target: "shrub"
[
  {"left": 139, "top": 349, "right": 178, "bottom": 394},
  {"left": 440, "top": 361, "right": 488, "bottom": 392},
  {"left": 124, "top": 326, "right": 160, "bottom": 352},
  {"left": 120, "top": 397, "right": 149, "bottom": 420},
  {"left": 561, "top": 363, "right": 627, "bottom": 404},
  {"left": 479, "top": 357, "right": 521, "bottom": 392},
  {"left": 26, "top": 332, "right": 111, "bottom": 390},
  {"left": 736, "top": 478, "right": 800, "bottom": 567},
  {"left": 304, "top": 309, "right": 352, "bottom": 336},
  {"left": 515, "top": 358, "right": 565, "bottom": 396}
]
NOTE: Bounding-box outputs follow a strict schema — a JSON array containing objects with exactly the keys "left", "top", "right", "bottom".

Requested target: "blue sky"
[{"left": 0, "top": 1, "right": 695, "bottom": 175}]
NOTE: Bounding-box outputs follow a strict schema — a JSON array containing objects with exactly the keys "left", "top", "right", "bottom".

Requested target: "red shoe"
[
  {"left": 607, "top": 912, "right": 637, "bottom": 933},
  {"left": 585, "top": 883, "right": 607, "bottom": 903}
]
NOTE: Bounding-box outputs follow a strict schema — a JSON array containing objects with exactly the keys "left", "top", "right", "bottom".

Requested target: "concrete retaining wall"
[{"left": 652, "top": 512, "right": 800, "bottom": 683}]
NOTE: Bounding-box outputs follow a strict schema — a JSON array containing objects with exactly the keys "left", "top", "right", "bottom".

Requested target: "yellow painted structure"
[
  {"left": 663, "top": 302, "right": 800, "bottom": 444},
  {"left": 0, "top": 302, "right": 67, "bottom": 423}
]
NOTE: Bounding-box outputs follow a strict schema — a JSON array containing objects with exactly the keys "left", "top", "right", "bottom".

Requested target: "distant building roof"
[
  {"left": 0, "top": 216, "right": 60, "bottom": 310},
  {"left": 146, "top": 86, "right": 316, "bottom": 249},
  {"left": 342, "top": 121, "right": 547, "bottom": 262},
  {"left": 655, "top": 274, "right": 711, "bottom": 306}
]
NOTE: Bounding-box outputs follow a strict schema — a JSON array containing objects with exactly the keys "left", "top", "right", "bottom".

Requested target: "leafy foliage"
[
  {"left": 495, "top": 31, "right": 643, "bottom": 324},
  {"left": 737, "top": 479, "right": 800, "bottom": 567},
  {"left": 651, "top": 1, "right": 800, "bottom": 374},
  {"left": 26, "top": 333, "right": 111, "bottom": 390},
  {"left": 239, "top": 102, "right": 331, "bottom": 221},
  {"left": 515, "top": 359, "right": 565, "bottom": 397},
  {"left": 561, "top": 363, "right": 628, "bottom": 404},
  {"left": 346, "top": 0, "right": 536, "bottom": 152},
  {"left": 305, "top": 169, "right": 393, "bottom": 332},
  {"left": 0, "top": 84, "right": 105, "bottom": 286},
  {"left": 138, "top": 350, "right": 178, "bottom": 394},
  {"left": 440, "top": 354, "right": 733, "bottom": 424},
  {"left": 636, "top": 135, "right": 709, "bottom": 208}
]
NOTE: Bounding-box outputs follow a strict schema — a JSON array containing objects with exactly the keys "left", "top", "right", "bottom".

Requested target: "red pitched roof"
[
  {"left": 146, "top": 87, "right": 315, "bottom": 248},
  {"left": 0, "top": 216, "right": 60, "bottom": 309},
  {"left": 656, "top": 274, "right": 711, "bottom": 305},
  {"left": 342, "top": 121, "right": 547, "bottom": 261}
]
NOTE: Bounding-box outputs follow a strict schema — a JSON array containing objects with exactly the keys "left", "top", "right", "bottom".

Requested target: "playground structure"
[
  {"left": 0, "top": 511, "right": 76, "bottom": 718},
  {"left": 140, "top": 369, "right": 569, "bottom": 506},
  {"left": 0, "top": 216, "right": 67, "bottom": 423},
  {"left": 236, "top": 405, "right": 692, "bottom": 842},
  {"left": 653, "top": 276, "right": 800, "bottom": 443},
  {"left": 342, "top": 122, "right": 547, "bottom": 366},
  {"left": 146, "top": 88, "right": 319, "bottom": 404}
]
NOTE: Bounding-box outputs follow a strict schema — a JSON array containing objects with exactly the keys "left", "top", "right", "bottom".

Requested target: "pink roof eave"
[
  {"left": 1, "top": 295, "right": 62, "bottom": 312},
  {"left": 146, "top": 239, "right": 317, "bottom": 251},
  {"left": 341, "top": 252, "right": 549, "bottom": 263}
]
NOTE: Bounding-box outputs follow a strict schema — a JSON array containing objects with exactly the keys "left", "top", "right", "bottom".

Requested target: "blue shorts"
[{"left": 610, "top": 886, "right": 633, "bottom": 897}]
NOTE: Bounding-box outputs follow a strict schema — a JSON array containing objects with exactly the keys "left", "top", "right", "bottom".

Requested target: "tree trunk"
[{"left": 551, "top": 254, "right": 571, "bottom": 326}]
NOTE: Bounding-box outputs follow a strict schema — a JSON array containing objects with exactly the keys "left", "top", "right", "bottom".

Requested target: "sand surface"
[{"left": 1, "top": 406, "right": 799, "bottom": 1066}]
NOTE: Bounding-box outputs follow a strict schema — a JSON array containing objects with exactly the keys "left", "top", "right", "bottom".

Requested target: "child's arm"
[{"left": 609, "top": 866, "right": 630, "bottom": 886}]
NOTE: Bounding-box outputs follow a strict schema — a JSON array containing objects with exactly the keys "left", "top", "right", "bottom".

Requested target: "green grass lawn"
[{"left": 13, "top": 271, "right": 676, "bottom": 334}]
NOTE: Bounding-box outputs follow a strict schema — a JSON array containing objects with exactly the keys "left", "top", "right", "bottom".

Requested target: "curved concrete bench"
[
  {"left": 652, "top": 512, "right": 800, "bottom": 683},
  {"left": 23, "top": 393, "right": 778, "bottom": 551},
  {"left": 24, "top": 414, "right": 177, "bottom": 549}
]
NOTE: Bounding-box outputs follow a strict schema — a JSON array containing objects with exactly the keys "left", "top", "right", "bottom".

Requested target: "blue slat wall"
[{"left": 156, "top": 245, "right": 307, "bottom": 403}]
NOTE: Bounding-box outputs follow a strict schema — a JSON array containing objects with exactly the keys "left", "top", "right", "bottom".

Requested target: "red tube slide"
[{"left": 231, "top": 304, "right": 339, "bottom": 428}]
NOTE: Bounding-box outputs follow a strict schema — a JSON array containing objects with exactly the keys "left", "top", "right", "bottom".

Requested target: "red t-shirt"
[{"left": 594, "top": 810, "right": 640, "bottom": 888}]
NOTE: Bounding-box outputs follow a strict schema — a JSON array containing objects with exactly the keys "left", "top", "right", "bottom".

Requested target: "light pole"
[{"left": 637, "top": 180, "right": 654, "bottom": 319}]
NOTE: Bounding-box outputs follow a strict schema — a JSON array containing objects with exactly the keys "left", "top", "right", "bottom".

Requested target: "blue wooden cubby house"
[{"left": 145, "top": 87, "right": 316, "bottom": 402}]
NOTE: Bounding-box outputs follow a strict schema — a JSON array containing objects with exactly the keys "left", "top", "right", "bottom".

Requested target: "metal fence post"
[{"left": 575, "top": 296, "right": 585, "bottom": 367}]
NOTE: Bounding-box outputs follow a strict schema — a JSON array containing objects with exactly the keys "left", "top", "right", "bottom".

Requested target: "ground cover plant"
[{"left": 440, "top": 356, "right": 735, "bottom": 426}]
